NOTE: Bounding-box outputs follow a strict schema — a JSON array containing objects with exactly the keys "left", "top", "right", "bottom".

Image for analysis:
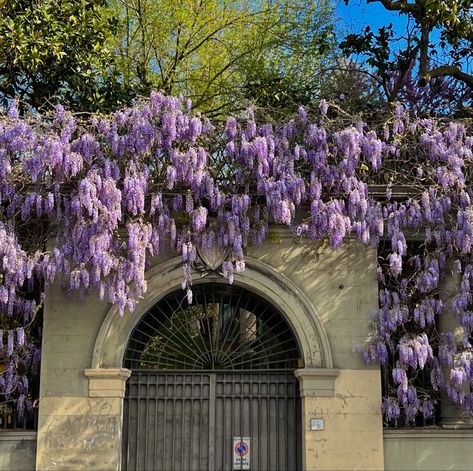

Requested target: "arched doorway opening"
[{"left": 122, "top": 282, "right": 302, "bottom": 470}]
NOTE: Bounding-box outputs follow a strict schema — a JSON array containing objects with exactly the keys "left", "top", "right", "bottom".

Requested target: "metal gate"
[
  {"left": 123, "top": 370, "right": 301, "bottom": 470},
  {"left": 122, "top": 283, "right": 302, "bottom": 471}
]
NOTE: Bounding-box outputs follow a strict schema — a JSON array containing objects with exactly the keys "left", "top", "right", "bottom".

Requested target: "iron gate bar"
[
  {"left": 188, "top": 373, "right": 193, "bottom": 471},
  {"left": 194, "top": 285, "right": 254, "bottom": 369},
  {"left": 209, "top": 374, "right": 216, "bottom": 470},
  {"left": 124, "top": 283, "right": 300, "bottom": 371},
  {"left": 162, "top": 294, "right": 213, "bottom": 362},
  {"left": 157, "top": 295, "right": 212, "bottom": 365},
  {"left": 129, "top": 319, "right": 204, "bottom": 365}
]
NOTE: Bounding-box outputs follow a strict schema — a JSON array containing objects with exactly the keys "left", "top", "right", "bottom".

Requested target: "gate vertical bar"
[
  {"left": 257, "top": 376, "right": 261, "bottom": 471},
  {"left": 144, "top": 373, "right": 149, "bottom": 470},
  {"left": 239, "top": 372, "right": 243, "bottom": 471},
  {"left": 274, "top": 372, "right": 280, "bottom": 469},
  {"left": 249, "top": 373, "right": 254, "bottom": 471},
  {"left": 198, "top": 379, "right": 203, "bottom": 469},
  {"left": 171, "top": 374, "right": 176, "bottom": 471},
  {"left": 284, "top": 375, "right": 288, "bottom": 469},
  {"left": 135, "top": 378, "right": 141, "bottom": 471},
  {"left": 180, "top": 376, "right": 185, "bottom": 470},
  {"left": 188, "top": 374, "right": 194, "bottom": 471},
  {"left": 267, "top": 381, "right": 270, "bottom": 470},
  {"left": 222, "top": 374, "right": 227, "bottom": 471},
  {"left": 153, "top": 375, "right": 158, "bottom": 470},
  {"left": 209, "top": 373, "right": 217, "bottom": 470},
  {"left": 162, "top": 374, "right": 168, "bottom": 471},
  {"left": 295, "top": 375, "right": 301, "bottom": 470}
]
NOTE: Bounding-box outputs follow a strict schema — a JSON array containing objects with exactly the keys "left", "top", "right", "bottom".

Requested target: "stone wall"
[
  {"left": 384, "top": 430, "right": 473, "bottom": 470},
  {"left": 0, "top": 431, "right": 36, "bottom": 471}
]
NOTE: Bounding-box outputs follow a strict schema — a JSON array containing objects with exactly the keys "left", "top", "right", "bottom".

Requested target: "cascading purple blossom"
[{"left": 1, "top": 92, "right": 473, "bottom": 424}]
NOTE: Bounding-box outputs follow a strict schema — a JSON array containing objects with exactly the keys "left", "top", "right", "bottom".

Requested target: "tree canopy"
[
  {"left": 340, "top": 0, "right": 473, "bottom": 114},
  {"left": 0, "top": 0, "right": 133, "bottom": 112},
  {"left": 108, "top": 0, "right": 336, "bottom": 117}
]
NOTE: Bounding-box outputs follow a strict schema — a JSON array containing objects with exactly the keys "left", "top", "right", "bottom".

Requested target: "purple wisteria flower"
[{"left": 2, "top": 92, "right": 473, "bottom": 422}]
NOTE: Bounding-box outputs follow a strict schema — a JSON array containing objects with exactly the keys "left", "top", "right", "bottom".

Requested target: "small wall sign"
[
  {"left": 310, "top": 418, "right": 325, "bottom": 430},
  {"left": 233, "top": 436, "right": 250, "bottom": 470}
]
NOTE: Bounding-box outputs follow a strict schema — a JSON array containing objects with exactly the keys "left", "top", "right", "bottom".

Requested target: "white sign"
[
  {"left": 233, "top": 436, "right": 250, "bottom": 470},
  {"left": 310, "top": 418, "right": 325, "bottom": 430}
]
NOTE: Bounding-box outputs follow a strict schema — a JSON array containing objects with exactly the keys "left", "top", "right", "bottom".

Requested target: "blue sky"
[
  {"left": 335, "top": 0, "right": 408, "bottom": 35},
  {"left": 335, "top": 0, "right": 444, "bottom": 49}
]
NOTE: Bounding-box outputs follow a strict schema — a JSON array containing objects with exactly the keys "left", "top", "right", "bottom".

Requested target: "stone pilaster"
[{"left": 295, "top": 368, "right": 384, "bottom": 471}]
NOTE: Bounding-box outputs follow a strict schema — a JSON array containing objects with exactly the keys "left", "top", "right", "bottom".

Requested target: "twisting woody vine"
[{"left": 0, "top": 92, "right": 472, "bottom": 425}]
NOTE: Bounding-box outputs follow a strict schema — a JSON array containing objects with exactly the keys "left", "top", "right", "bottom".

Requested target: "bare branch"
[
  {"left": 366, "top": 0, "right": 418, "bottom": 15},
  {"left": 427, "top": 65, "right": 473, "bottom": 88}
]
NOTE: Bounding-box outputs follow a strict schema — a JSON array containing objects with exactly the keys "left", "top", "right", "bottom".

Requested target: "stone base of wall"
[
  {"left": 36, "top": 396, "right": 126, "bottom": 471},
  {"left": 384, "top": 429, "right": 473, "bottom": 471},
  {"left": 0, "top": 431, "right": 36, "bottom": 471}
]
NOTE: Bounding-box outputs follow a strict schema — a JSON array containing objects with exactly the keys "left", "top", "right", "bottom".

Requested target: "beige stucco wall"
[
  {"left": 36, "top": 233, "right": 385, "bottom": 470},
  {"left": 303, "top": 370, "right": 384, "bottom": 471},
  {"left": 384, "top": 430, "right": 473, "bottom": 470},
  {"left": 247, "top": 233, "right": 378, "bottom": 370}
]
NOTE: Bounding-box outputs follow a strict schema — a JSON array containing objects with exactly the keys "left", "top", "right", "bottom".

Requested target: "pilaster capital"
[
  {"left": 84, "top": 367, "right": 132, "bottom": 398},
  {"left": 294, "top": 368, "right": 340, "bottom": 397}
]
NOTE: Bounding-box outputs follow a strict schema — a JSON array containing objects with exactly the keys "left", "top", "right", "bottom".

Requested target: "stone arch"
[{"left": 91, "top": 256, "right": 333, "bottom": 370}]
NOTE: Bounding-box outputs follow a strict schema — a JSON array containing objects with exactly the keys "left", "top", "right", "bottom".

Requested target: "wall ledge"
[
  {"left": 294, "top": 368, "right": 340, "bottom": 397},
  {"left": 384, "top": 428, "right": 473, "bottom": 439},
  {"left": 0, "top": 430, "right": 37, "bottom": 441},
  {"left": 84, "top": 367, "right": 131, "bottom": 398}
]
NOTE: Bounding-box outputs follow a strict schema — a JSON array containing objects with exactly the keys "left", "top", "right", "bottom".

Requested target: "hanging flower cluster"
[{"left": 0, "top": 92, "right": 472, "bottom": 424}]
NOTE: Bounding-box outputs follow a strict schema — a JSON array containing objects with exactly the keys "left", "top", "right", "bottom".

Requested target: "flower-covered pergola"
[{"left": 0, "top": 92, "right": 472, "bottom": 424}]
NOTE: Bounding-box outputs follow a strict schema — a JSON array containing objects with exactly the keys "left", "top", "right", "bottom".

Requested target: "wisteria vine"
[{"left": 0, "top": 92, "right": 472, "bottom": 425}]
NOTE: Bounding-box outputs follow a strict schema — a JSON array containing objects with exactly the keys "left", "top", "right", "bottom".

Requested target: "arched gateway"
[
  {"left": 122, "top": 282, "right": 302, "bottom": 471},
  {"left": 36, "top": 247, "right": 386, "bottom": 471}
]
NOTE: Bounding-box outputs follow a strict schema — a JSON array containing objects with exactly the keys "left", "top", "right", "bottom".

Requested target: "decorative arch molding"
[{"left": 91, "top": 256, "right": 333, "bottom": 370}]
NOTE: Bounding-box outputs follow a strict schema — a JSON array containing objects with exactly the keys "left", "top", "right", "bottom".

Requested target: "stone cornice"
[
  {"left": 294, "top": 368, "right": 340, "bottom": 397},
  {"left": 384, "top": 429, "right": 473, "bottom": 439},
  {"left": 84, "top": 368, "right": 131, "bottom": 398},
  {"left": 0, "top": 431, "right": 37, "bottom": 441}
]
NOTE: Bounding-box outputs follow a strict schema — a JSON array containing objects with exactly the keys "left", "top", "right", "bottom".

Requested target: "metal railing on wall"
[{"left": 0, "top": 408, "right": 38, "bottom": 430}]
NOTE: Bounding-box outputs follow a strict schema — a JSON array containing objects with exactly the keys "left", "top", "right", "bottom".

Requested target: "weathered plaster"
[
  {"left": 302, "top": 369, "right": 385, "bottom": 471},
  {"left": 37, "top": 412, "right": 120, "bottom": 470}
]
